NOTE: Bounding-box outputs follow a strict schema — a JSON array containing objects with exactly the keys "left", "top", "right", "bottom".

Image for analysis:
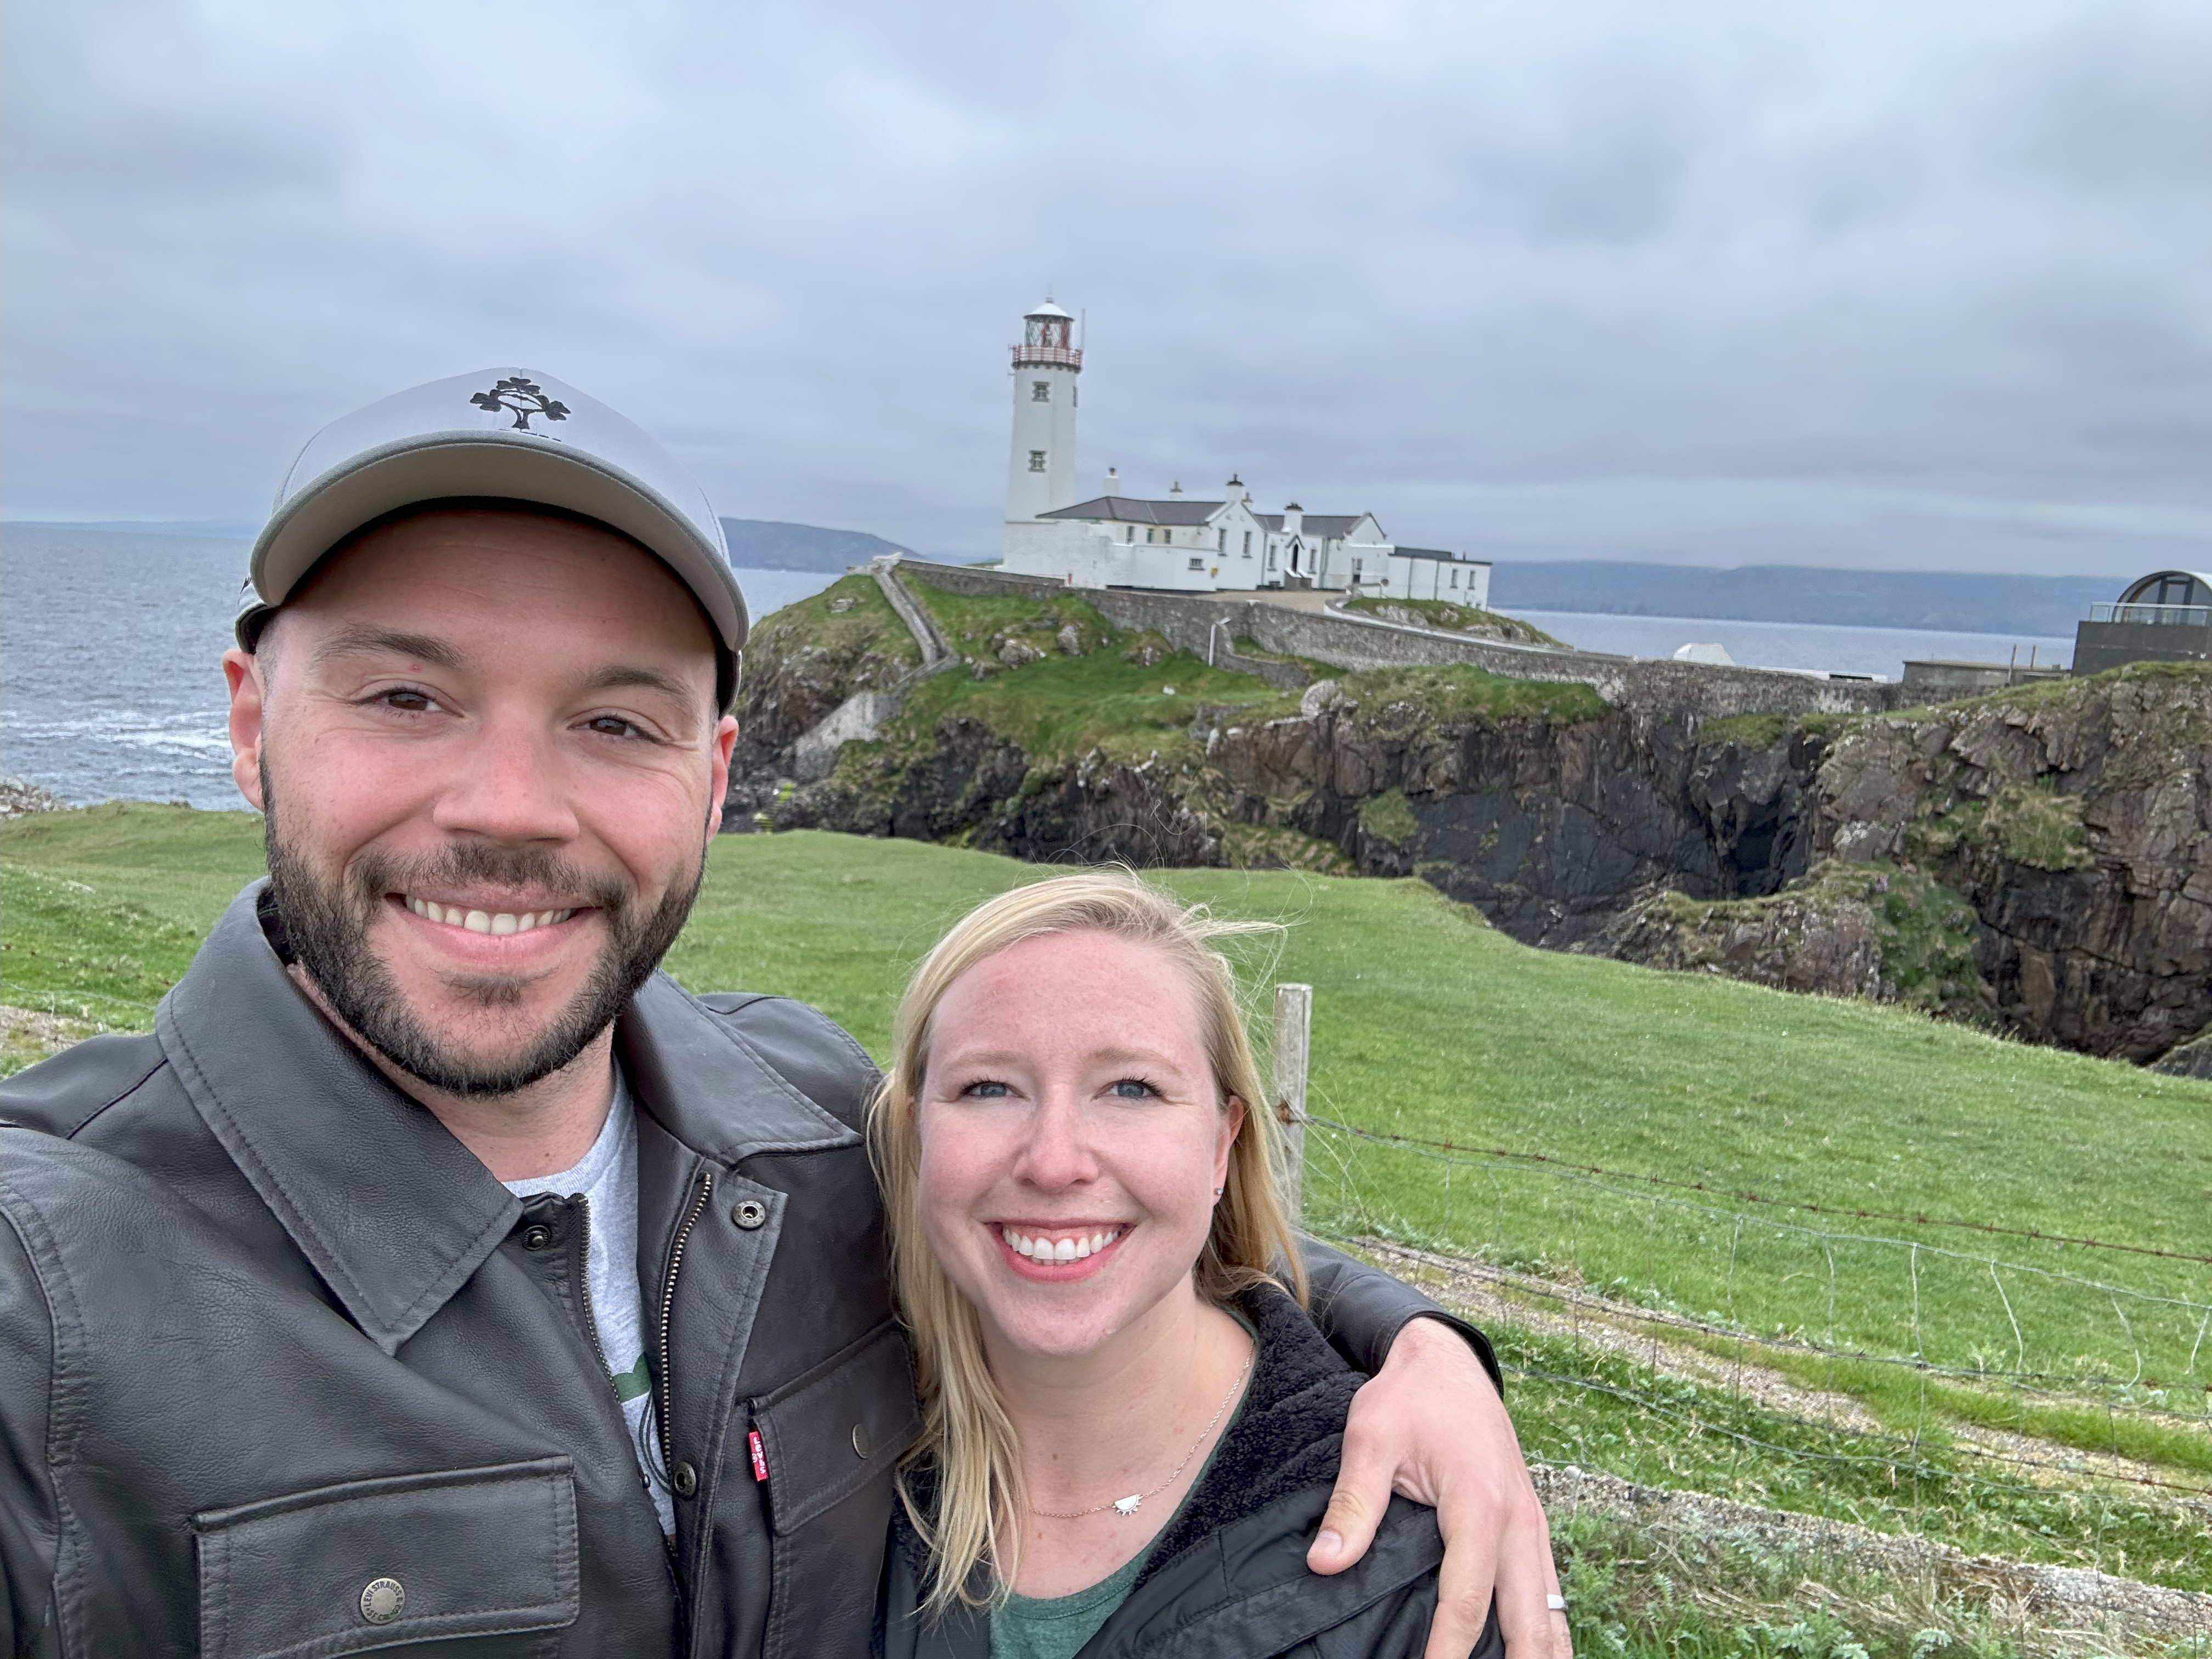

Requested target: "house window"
[
  {"left": 1217, "top": 527, "right": 1226, "bottom": 551},
  {"left": 1243, "top": 531, "right": 1252, "bottom": 556},
  {"left": 1031, "top": 381, "right": 1051, "bottom": 402},
  {"left": 1145, "top": 528, "right": 1156, "bottom": 544},
  {"left": 1188, "top": 557, "right": 1204, "bottom": 572},
  {"left": 1267, "top": 548, "right": 1277, "bottom": 569},
  {"left": 1028, "top": 450, "right": 1046, "bottom": 472},
  {"left": 1449, "top": 568, "right": 1459, "bottom": 588}
]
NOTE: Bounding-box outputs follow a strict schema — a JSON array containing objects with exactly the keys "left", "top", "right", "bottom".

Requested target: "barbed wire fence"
[{"left": 1265, "top": 1038, "right": 2212, "bottom": 1635}]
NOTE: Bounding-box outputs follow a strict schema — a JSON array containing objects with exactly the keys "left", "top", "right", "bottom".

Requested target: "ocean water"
[
  {"left": 1516, "top": 608, "right": 2074, "bottom": 680},
  {"left": 0, "top": 526, "right": 839, "bottom": 810}
]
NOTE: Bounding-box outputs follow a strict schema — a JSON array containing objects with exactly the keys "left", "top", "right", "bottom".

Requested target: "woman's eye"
[
  {"left": 1109, "top": 1079, "right": 1156, "bottom": 1100},
  {"left": 962, "top": 1080, "right": 1011, "bottom": 1099}
]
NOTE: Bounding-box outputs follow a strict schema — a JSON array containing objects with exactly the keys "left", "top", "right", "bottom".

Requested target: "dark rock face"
[
  {"left": 1805, "top": 670, "right": 2212, "bottom": 1063},
  {"left": 1207, "top": 698, "right": 1818, "bottom": 947},
  {"left": 777, "top": 716, "right": 1219, "bottom": 868}
]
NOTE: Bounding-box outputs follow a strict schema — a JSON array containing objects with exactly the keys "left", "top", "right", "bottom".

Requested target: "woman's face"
[{"left": 915, "top": 928, "right": 1242, "bottom": 1362}]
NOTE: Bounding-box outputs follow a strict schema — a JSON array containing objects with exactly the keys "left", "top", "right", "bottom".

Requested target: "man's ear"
[
  {"left": 224, "top": 647, "right": 269, "bottom": 811},
  {"left": 706, "top": 712, "right": 738, "bottom": 832}
]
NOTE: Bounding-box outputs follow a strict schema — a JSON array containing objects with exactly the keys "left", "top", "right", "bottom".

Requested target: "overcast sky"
[{"left": 5, "top": 0, "right": 2208, "bottom": 574}]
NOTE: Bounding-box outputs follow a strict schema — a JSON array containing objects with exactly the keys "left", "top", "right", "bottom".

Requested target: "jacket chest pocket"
[
  {"left": 751, "top": 1320, "right": 922, "bottom": 1659},
  {"left": 192, "top": 1457, "right": 579, "bottom": 1659}
]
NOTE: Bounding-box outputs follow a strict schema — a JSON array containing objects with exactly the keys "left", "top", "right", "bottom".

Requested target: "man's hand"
[{"left": 1309, "top": 1316, "right": 1570, "bottom": 1659}]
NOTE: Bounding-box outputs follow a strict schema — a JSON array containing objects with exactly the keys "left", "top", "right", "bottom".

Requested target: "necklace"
[{"left": 1030, "top": 1348, "right": 1254, "bottom": 1521}]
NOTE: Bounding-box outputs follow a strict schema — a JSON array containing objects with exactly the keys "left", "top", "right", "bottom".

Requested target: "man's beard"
[{"left": 262, "top": 772, "right": 704, "bottom": 1097}]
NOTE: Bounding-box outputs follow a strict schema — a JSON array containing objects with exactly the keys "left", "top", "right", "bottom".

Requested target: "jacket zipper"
[
  {"left": 656, "top": 1168, "right": 715, "bottom": 1478},
  {"left": 568, "top": 1194, "right": 616, "bottom": 1385}
]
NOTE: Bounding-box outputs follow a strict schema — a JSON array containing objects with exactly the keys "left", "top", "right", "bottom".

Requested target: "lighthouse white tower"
[{"left": 1004, "top": 300, "right": 1081, "bottom": 523}]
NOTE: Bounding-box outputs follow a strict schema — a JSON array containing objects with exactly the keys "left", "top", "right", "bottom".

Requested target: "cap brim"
[{"left": 249, "top": 433, "right": 749, "bottom": 652}]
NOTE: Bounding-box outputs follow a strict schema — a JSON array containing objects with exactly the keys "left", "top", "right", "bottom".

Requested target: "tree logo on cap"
[{"left": 470, "top": 376, "right": 571, "bottom": 431}]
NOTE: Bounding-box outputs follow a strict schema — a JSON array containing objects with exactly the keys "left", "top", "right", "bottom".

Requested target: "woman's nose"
[{"left": 1012, "top": 1091, "right": 1098, "bottom": 1189}]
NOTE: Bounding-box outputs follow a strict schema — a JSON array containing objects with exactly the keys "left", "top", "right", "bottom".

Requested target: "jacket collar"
[{"left": 159, "top": 881, "right": 853, "bottom": 1356}]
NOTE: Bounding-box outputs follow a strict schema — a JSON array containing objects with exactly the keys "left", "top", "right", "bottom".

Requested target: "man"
[{"left": 0, "top": 370, "right": 1567, "bottom": 1657}]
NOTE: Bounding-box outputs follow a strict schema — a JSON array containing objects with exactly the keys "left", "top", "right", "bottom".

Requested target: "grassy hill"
[{"left": 5, "top": 808, "right": 2208, "bottom": 1631}]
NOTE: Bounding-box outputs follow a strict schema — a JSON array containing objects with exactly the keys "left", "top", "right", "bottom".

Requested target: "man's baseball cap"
[{"left": 237, "top": 368, "right": 746, "bottom": 707}]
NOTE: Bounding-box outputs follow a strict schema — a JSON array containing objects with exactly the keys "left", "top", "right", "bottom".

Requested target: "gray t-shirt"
[{"left": 503, "top": 1076, "right": 674, "bottom": 1535}]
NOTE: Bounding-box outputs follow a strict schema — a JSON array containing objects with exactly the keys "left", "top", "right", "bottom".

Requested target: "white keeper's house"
[{"left": 997, "top": 300, "right": 1491, "bottom": 605}]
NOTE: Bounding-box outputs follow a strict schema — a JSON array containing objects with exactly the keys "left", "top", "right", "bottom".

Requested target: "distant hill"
[
  {"left": 1487, "top": 562, "right": 2115, "bottom": 636},
  {"left": 4, "top": 517, "right": 924, "bottom": 575},
  {"left": 5, "top": 520, "right": 257, "bottom": 541},
  {"left": 718, "top": 518, "right": 918, "bottom": 573}
]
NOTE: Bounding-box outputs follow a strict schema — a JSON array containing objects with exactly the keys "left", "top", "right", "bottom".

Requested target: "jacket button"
[
  {"left": 671, "top": 1460, "right": 699, "bottom": 1498},
  {"left": 521, "top": 1225, "right": 553, "bottom": 1251},
  {"left": 851, "top": 1423, "right": 872, "bottom": 1458},
  {"left": 360, "top": 1577, "right": 405, "bottom": 1624},
  {"left": 731, "top": 1199, "right": 768, "bottom": 1229}
]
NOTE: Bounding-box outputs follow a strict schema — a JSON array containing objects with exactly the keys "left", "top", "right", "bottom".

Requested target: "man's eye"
[
  {"left": 381, "top": 689, "right": 441, "bottom": 713},
  {"left": 587, "top": 715, "right": 647, "bottom": 740},
  {"left": 1109, "top": 1079, "right": 1156, "bottom": 1100}
]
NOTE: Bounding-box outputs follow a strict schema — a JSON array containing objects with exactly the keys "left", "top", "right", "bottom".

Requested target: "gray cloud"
[{"left": 3, "top": 0, "right": 2207, "bottom": 577}]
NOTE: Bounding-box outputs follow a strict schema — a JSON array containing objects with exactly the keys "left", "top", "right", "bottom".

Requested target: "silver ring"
[{"left": 1546, "top": 1594, "right": 1567, "bottom": 1612}]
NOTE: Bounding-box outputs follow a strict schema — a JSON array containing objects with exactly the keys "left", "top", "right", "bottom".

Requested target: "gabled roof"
[
  {"left": 1256, "top": 514, "right": 1365, "bottom": 539},
  {"left": 1041, "top": 496, "right": 1226, "bottom": 526}
]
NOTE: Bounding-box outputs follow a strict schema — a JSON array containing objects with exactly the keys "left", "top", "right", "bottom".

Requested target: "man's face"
[{"left": 224, "top": 510, "right": 737, "bottom": 1094}]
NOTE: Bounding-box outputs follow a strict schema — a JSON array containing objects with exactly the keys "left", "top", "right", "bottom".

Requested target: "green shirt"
[
  {"left": 988, "top": 1551, "right": 1147, "bottom": 1659},
  {"left": 989, "top": 1311, "right": 1258, "bottom": 1659}
]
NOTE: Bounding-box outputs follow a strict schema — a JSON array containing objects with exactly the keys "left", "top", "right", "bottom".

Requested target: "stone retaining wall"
[{"left": 894, "top": 561, "right": 1909, "bottom": 719}]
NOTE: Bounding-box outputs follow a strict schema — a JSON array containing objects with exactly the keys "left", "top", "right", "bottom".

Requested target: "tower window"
[
  {"left": 1032, "top": 381, "right": 1051, "bottom": 402},
  {"left": 1028, "top": 450, "right": 1047, "bottom": 472}
]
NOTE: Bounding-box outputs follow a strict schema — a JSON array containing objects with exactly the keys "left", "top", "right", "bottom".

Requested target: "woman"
[{"left": 871, "top": 871, "right": 1501, "bottom": 1658}]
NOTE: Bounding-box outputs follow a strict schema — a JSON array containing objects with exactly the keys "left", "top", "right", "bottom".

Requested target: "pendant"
[{"left": 1113, "top": 1494, "right": 1143, "bottom": 1516}]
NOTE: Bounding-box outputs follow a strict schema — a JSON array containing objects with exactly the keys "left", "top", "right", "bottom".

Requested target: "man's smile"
[{"left": 400, "top": 894, "right": 581, "bottom": 935}]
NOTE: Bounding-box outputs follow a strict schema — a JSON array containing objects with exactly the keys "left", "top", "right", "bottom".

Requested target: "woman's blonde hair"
[{"left": 866, "top": 868, "right": 1306, "bottom": 1614}]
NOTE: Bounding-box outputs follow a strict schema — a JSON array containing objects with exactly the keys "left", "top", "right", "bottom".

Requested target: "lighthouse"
[{"left": 1004, "top": 300, "right": 1081, "bottom": 523}]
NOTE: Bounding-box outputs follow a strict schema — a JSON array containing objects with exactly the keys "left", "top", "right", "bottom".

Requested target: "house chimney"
[
  {"left": 1283, "top": 502, "right": 1303, "bottom": 536},
  {"left": 1104, "top": 467, "right": 1122, "bottom": 496},
  {"left": 1169, "top": 481, "right": 1183, "bottom": 496}
]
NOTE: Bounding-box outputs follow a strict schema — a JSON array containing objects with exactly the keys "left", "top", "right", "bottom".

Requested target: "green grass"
[
  {"left": 6, "top": 812, "right": 2208, "bottom": 1583},
  {"left": 744, "top": 571, "right": 921, "bottom": 668},
  {"left": 1497, "top": 1324, "right": 2210, "bottom": 1591}
]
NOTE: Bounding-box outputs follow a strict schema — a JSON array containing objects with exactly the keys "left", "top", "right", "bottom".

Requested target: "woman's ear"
[{"left": 1216, "top": 1094, "right": 1247, "bottom": 1190}]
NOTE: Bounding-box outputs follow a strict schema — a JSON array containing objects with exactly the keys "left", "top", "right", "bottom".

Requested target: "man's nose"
[{"left": 428, "top": 707, "right": 580, "bottom": 844}]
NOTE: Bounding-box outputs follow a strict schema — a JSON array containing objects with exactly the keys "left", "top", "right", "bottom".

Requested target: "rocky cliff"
[{"left": 734, "top": 576, "right": 2211, "bottom": 1065}]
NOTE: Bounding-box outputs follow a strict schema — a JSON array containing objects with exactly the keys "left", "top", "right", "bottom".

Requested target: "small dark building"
[{"left": 2072, "top": 570, "right": 2212, "bottom": 675}]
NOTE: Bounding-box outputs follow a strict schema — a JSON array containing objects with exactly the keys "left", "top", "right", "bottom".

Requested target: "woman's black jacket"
[{"left": 875, "top": 1285, "right": 1505, "bottom": 1659}]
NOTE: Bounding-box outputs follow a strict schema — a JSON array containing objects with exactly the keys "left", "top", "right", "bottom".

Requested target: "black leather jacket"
[
  {"left": 877, "top": 1285, "right": 1505, "bottom": 1659},
  {"left": 0, "top": 884, "right": 1492, "bottom": 1658}
]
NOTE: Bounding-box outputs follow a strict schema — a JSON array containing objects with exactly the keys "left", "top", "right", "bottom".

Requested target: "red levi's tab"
[{"left": 748, "top": 1429, "right": 769, "bottom": 1483}]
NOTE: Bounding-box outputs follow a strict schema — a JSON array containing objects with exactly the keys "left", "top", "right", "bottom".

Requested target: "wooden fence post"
[{"left": 1273, "top": 983, "right": 1312, "bottom": 1221}]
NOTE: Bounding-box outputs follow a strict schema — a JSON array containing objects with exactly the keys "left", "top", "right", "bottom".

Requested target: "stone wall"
[{"left": 895, "top": 561, "right": 1909, "bottom": 720}]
